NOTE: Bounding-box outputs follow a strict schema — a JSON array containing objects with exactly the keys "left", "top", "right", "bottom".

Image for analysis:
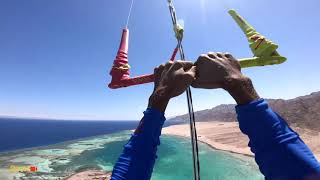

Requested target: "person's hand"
[
  {"left": 148, "top": 60, "right": 196, "bottom": 112},
  {"left": 192, "top": 52, "right": 259, "bottom": 105},
  {"left": 191, "top": 52, "right": 242, "bottom": 89}
]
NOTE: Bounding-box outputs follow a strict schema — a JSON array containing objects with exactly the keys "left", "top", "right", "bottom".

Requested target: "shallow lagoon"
[{"left": 0, "top": 131, "right": 263, "bottom": 179}]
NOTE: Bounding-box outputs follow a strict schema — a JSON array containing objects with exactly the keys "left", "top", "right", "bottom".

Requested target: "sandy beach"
[
  {"left": 162, "top": 122, "right": 320, "bottom": 160},
  {"left": 66, "top": 170, "right": 111, "bottom": 180}
]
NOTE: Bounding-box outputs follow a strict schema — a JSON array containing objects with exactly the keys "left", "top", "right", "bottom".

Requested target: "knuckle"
[
  {"left": 159, "top": 64, "right": 166, "bottom": 69},
  {"left": 225, "top": 52, "right": 231, "bottom": 56},
  {"left": 217, "top": 53, "right": 227, "bottom": 61},
  {"left": 208, "top": 52, "right": 222, "bottom": 60},
  {"left": 196, "top": 54, "right": 210, "bottom": 66},
  {"left": 199, "top": 54, "right": 209, "bottom": 61},
  {"left": 174, "top": 61, "right": 181, "bottom": 65},
  {"left": 207, "top": 52, "right": 216, "bottom": 57},
  {"left": 200, "top": 54, "right": 208, "bottom": 58},
  {"left": 217, "top": 53, "right": 223, "bottom": 58},
  {"left": 156, "top": 64, "right": 164, "bottom": 72},
  {"left": 172, "top": 61, "right": 181, "bottom": 68},
  {"left": 224, "top": 52, "right": 233, "bottom": 59},
  {"left": 167, "top": 61, "right": 174, "bottom": 65},
  {"left": 165, "top": 61, "right": 173, "bottom": 67}
]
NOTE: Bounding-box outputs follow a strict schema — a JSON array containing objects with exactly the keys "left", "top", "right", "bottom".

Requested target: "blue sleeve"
[
  {"left": 236, "top": 99, "right": 320, "bottom": 179},
  {"left": 110, "top": 108, "right": 165, "bottom": 180}
]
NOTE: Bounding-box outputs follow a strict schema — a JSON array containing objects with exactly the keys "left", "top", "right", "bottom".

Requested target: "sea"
[{"left": 0, "top": 118, "right": 263, "bottom": 180}]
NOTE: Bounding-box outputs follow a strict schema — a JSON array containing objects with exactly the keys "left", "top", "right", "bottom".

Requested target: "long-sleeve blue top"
[
  {"left": 111, "top": 99, "right": 320, "bottom": 180},
  {"left": 111, "top": 108, "right": 165, "bottom": 180}
]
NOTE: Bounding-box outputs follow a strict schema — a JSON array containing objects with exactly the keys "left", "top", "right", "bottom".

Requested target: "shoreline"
[
  {"left": 162, "top": 121, "right": 320, "bottom": 160},
  {"left": 162, "top": 122, "right": 254, "bottom": 157},
  {"left": 66, "top": 169, "right": 111, "bottom": 180},
  {"left": 167, "top": 133, "right": 254, "bottom": 157}
]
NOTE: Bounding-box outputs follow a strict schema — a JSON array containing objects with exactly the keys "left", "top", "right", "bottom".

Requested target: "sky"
[{"left": 1, "top": 0, "right": 320, "bottom": 120}]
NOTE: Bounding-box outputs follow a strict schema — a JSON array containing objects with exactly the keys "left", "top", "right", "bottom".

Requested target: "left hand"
[{"left": 148, "top": 60, "right": 196, "bottom": 112}]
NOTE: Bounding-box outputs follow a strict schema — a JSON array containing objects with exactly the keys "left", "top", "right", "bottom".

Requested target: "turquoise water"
[
  {"left": 0, "top": 131, "right": 263, "bottom": 179},
  {"left": 153, "top": 136, "right": 262, "bottom": 180}
]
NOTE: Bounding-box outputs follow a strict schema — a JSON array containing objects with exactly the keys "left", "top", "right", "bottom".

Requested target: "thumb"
[{"left": 183, "top": 66, "right": 196, "bottom": 84}]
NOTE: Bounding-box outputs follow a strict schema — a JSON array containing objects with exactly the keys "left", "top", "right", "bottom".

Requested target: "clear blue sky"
[{"left": 1, "top": 0, "right": 320, "bottom": 120}]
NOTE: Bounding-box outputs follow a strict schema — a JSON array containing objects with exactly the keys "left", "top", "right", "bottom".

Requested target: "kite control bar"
[{"left": 108, "top": 10, "right": 286, "bottom": 89}]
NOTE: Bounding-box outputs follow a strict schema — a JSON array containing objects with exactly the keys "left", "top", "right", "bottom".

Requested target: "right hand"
[
  {"left": 192, "top": 52, "right": 259, "bottom": 105},
  {"left": 191, "top": 52, "right": 243, "bottom": 90}
]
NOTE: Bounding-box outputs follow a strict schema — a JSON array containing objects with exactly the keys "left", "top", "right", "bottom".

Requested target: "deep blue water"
[
  {"left": 0, "top": 118, "right": 140, "bottom": 152},
  {"left": 0, "top": 117, "right": 181, "bottom": 152}
]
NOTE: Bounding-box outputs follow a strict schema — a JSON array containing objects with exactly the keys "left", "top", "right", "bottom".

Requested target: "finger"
[
  {"left": 154, "top": 64, "right": 165, "bottom": 78},
  {"left": 207, "top": 52, "right": 219, "bottom": 59},
  {"left": 171, "top": 60, "right": 194, "bottom": 71},
  {"left": 164, "top": 61, "right": 174, "bottom": 70},
  {"left": 224, "top": 52, "right": 232, "bottom": 58},
  {"left": 191, "top": 80, "right": 223, "bottom": 89},
  {"left": 209, "top": 52, "right": 227, "bottom": 66},
  {"left": 154, "top": 64, "right": 165, "bottom": 89},
  {"left": 191, "top": 80, "right": 205, "bottom": 88},
  {"left": 194, "top": 54, "right": 211, "bottom": 66},
  {"left": 224, "top": 52, "right": 241, "bottom": 70},
  {"left": 216, "top": 52, "right": 227, "bottom": 59},
  {"left": 224, "top": 52, "right": 236, "bottom": 61},
  {"left": 182, "top": 66, "right": 196, "bottom": 84},
  {"left": 154, "top": 64, "right": 165, "bottom": 73}
]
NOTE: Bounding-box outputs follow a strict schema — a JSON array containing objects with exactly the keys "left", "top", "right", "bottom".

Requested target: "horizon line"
[{"left": 1, "top": 90, "right": 318, "bottom": 121}]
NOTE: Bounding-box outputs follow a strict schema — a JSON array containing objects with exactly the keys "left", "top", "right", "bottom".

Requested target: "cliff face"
[{"left": 170, "top": 91, "right": 320, "bottom": 130}]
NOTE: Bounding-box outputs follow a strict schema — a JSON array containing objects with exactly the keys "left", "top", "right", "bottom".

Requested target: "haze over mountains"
[{"left": 170, "top": 91, "right": 320, "bottom": 130}]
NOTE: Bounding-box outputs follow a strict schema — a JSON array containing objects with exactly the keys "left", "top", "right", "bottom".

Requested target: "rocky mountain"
[{"left": 169, "top": 91, "right": 320, "bottom": 130}]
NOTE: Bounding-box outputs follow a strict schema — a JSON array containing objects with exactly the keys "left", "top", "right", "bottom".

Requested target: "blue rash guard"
[{"left": 111, "top": 99, "right": 320, "bottom": 180}]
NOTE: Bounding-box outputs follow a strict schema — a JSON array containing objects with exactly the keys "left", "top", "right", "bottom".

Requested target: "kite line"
[
  {"left": 167, "top": 1, "right": 200, "bottom": 179},
  {"left": 125, "top": 0, "right": 134, "bottom": 28}
]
